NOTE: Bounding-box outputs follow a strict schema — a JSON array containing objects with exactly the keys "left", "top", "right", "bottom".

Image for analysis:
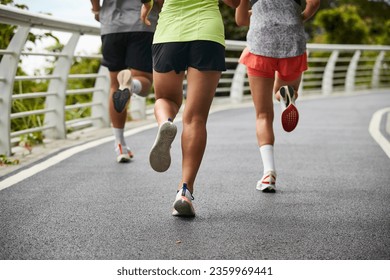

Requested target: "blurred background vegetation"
[{"left": 0, "top": 0, "right": 389, "bottom": 161}]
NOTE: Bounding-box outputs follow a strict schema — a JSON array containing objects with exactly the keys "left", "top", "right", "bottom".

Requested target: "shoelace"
[{"left": 180, "top": 183, "right": 194, "bottom": 200}]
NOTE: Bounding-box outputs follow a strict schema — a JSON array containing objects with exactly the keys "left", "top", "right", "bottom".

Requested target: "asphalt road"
[{"left": 1, "top": 91, "right": 389, "bottom": 260}]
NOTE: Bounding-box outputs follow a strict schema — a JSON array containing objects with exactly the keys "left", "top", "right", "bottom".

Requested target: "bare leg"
[
  {"left": 130, "top": 69, "right": 153, "bottom": 97},
  {"left": 109, "top": 69, "right": 153, "bottom": 128},
  {"left": 153, "top": 70, "right": 185, "bottom": 124},
  {"left": 273, "top": 74, "right": 302, "bottom": 101},
  {"left": 180, "top": 68, "right": 221, "bottom": 193},
  {"left": 249, "top": 76, "right": 275, "bottom": 146}
]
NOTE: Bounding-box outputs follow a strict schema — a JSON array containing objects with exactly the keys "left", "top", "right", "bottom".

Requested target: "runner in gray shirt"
[{"left": 90, "top": 0, "right": 160, "bottom": 163}]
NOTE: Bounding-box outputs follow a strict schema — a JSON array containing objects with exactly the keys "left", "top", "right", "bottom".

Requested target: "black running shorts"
[
  {"left": 101, "top": 32, "right": 154, "bottom": 73},
  {"left": 152, "top": 40, "right": 226, "bottom": 74}
]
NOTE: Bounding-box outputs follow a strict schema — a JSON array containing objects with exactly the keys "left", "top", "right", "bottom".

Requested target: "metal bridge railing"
[{"left": 1, "top": 5, "right": 390, "bottom": 156}]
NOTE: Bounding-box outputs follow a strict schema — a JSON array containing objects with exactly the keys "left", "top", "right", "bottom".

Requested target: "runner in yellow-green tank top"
[{"left": 141, "top": 0, "right": 241, "bottom": 218}]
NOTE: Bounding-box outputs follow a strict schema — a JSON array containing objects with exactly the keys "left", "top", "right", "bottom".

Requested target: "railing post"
[
  {"left": 230, "top": 63, "right": 247, "bottom": 103},
  {"left": 345, "top": 50, "right": 361, "bottom": 94},
  {"left": 91, "top": 65, "right": 110, "bottom": 127},
  {"left": 372, "top": 51, "right": 385, "bottom": 89},
  {"left": 322, "top": 50, "right": 339, "bottom": 95},
  {"left": 130, "top": 95, "right": 147, "bottom": 120},
  {"left": 44, "top": 32, "right": 80, "bottom": 139},
  {"left": 0, "top": 26, "right": 30, "bottom": 156}
]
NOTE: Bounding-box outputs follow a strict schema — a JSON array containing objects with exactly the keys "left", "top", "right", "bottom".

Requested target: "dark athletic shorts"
[
  {"left": 152, "top": 40, "right": 226, "bottom": 74},
  {"left": 101, "top": 32, "right": 153, "bottom": 73}
]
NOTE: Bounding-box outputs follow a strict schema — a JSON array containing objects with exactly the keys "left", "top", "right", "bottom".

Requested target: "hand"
[{"left": 140, "top": 2, "right": 153, "bottom": 26}]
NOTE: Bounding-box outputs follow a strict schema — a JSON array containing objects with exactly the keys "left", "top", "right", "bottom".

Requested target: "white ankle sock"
[
  {"left": 259, "top": 145, "right": 275, "bottom": 174},
  {"left": 113, "top": 128, "right": 126, "bottom": 147},
  {"left": 131, "top": 79, "right": 142, "bottom": 95}
]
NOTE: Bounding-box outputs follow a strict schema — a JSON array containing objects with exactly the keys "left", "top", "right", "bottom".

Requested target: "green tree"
[
  {"left": 313, "top": 5, "right": 369, "bottom": 44},
  {"left": 219, "top": 3, "right": 248, "bottom": 41}
]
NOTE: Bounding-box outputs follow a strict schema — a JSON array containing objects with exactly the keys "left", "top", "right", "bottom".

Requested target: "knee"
[
  {"left": 183, "top": 115, "right": 207, "bottom": 128},
  {"left": 256, "top": 111, "right": 274, "bottom": 122}
]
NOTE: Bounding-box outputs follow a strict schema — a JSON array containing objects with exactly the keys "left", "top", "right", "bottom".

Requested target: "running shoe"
[
  {"left": 115, "top": 143, "right": 134, "bottom": 163},
  {"left": 256, "top": 170, "right": 276, "bottom": 192},
  {"left": 112, "top": 69, "right": 133, "bottom": 113},
  {"left": 149, "top": 120, "right": 177, "bottom": 172},
  {"left": 279, "top": 85, "right": 299, "bottom": 132},
  {"left": 172, "top": 183, "right": 195, "bottom": 217}
]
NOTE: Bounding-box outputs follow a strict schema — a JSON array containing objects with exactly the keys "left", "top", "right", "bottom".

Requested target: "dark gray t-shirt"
[
  {"left": 99, "top": 0, "right": 158, "bottom": 35},
  {"left": 247, "top": 0, "right": 306, "bottom": 58}
]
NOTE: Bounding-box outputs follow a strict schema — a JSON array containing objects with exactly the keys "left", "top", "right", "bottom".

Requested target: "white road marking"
[
  {"left": 369, "top": 107, "right": 390, "bottom": 159},
  {"left": 0, "top": 123, "right": 157, "bottom": 192}
]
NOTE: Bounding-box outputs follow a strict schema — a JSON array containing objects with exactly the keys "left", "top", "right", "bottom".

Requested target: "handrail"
[
  {"left": 0, "top": 4, "right": 390, "bottom": 157},
  {"left": 0, "top": 5, "right": 100, "bottom": 35}
]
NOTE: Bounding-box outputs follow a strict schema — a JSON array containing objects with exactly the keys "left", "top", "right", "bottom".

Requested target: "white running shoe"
[
  {"left": 172, "top": 184, "right": 195, "bottom": 217},
  {"left": 117, "top": 69, "right": 133, "bottom": 91},
  {"left": 149, "top": 120, "right": 177, "bottom": 172},
  {"left": 113, "top": 69, "right": 133, "bottom": 113},
  {"left": 279, "top": 85, "right": 299, "bottom": 132},
  {"left": 115, "top": 143, "right": 134, "bottom": 163},
  {"left": 256, "top": 170, "right": 276, "bottom": 192}
]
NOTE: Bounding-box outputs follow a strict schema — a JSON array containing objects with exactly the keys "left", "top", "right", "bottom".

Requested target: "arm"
[
  {"left": 90, "top": 0, "right": 100, "bottom": 22},
  {"left": 140, "top": 0, "right": 154, "bottom": 26},
  {"left": 302, "top": 0, "right": 320, "bottom": 22},
  {"left": 223, "top": 0, "right": 241, "bottom": 9},
  {"left": 235, "top": 0, "right": 251, "bottom": 27}
]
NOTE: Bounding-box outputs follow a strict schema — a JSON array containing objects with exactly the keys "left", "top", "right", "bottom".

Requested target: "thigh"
[
  {"left": 249, "top": 75, "right": 275, "bottom": 114},
  {"left": 273, "top": 74, "right": 302, "bottom": 94},
  {"left": 153, "top": 70, "right": 185, "bottom": 105},
  {"left": 184, "top": 68, "right": 221, "bottom": 120}
]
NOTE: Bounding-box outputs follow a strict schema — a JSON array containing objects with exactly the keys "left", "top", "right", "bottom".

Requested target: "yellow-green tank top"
[{"left": 153, "top": 0, "right": 225, "bottom": 46}]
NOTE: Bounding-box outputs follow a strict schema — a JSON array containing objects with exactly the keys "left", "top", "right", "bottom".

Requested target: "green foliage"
[
  {"left": 65, "top": 57, "right": 101, "bottom": 121},
  {"left": 219, "top": 3, "right": 248, "bottom": 41},
  {"left": 0, "top": 154, "right": 20, "bottom": 165},
  {"left": 313, "top": 5, "right": 369, "bottom": 44},
  {"left": 312, "top": 1, "right": 390, "bottom": 44}
]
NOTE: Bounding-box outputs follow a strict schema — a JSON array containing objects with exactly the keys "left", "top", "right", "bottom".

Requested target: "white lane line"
[
  {"left": 369, "top": 107, "right": 390, "bottom": 159},
  {"left": 0, "top": 123, "right": 157, "bottom": 192}
]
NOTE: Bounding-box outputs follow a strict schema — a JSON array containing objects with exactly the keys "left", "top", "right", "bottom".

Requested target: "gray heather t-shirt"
[
  {"left": 99, "top": 0, "right": 158, "bottom": 35},
  {"left": 247, "top": 0, "right": 307, "bottom": 58}
]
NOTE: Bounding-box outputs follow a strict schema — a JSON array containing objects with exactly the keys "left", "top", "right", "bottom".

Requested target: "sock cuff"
[
  {"left": 259, "top": 144, "right": 274, "bottom": 152},
  {"left": 131, "top": 79, "right": 142, "bottom": 95}
]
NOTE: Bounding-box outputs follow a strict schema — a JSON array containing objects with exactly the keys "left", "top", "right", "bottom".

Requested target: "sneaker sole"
[
  {"left": 149, "top": 122, "right": 177, "bottom": 172},
  {"left": 281, "top": 104, "right": 299, "bottom": 132},
  {"left": 173, "top": 197, "right": 195, "bottom": 217},
  {"left": 113, "top": 89, "right": 131, "bottom": 113},
  {"left": 256, "top": 184, "right": 276, "bottom": 193},
  {"left": 280, "top": 86, "right": 299, "bottom": 132},
  {"left": 117, "top": 154, "right": 131, "bottom": 163}
]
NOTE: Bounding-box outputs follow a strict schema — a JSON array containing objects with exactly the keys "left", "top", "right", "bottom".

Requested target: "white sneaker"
[
  {"left": 256, "top": 170, "right": 276, "bottom": 192},
  {"left": 115, "top": 143, "right": 133, "bottom": 163},
  {"left": 113, "top": 69, "right": 133, "bottom": 113},
  {"left": 149, "top": 120, "right": 177, "bottom": 172},
  {"left": 172, "top": 184, "right": 195, "bottom": 217},
  {"left": 279, "top": 85, "right": 299, "bottom": 132}
]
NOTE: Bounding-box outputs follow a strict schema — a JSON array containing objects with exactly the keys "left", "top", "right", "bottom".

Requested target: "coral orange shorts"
[{"left": 239, "top": 48, "right": 308, "bottom": 81}]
